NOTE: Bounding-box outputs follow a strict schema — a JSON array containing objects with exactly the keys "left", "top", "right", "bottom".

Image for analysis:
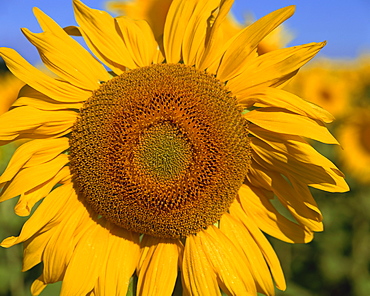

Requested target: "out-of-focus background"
[{"left": 1, "top": 1, "right": 370, "bottom": 295}]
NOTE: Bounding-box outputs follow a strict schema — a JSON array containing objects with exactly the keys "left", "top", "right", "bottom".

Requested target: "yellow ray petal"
[
  {"left": 13, "top": 85, "right": 83, "bottom": 111},
  {"left": 238, "top": 182, "right": 313, "bottom": 244},
  {"left": 0, "top": 138, "right": 69, "bottom": 184},
  {"left": 256, "top": 168, "right": 323, "bottom": 231},
  {"left": 229, "top": 42, "right": 326, "bottom": 94},
  {"left": 106, "top": 0, "right": 172, "bottom": 41},
  {"left": 22, "top": 229, "right": 55, "bottom": 272},
  {"left": 244, "top": 107, "right": 338, "bottom": 144},
  {"left": 15, "top": 166, "right": 71, "bottom": 217},
  {"left": 0, "top": 183, "right": 74, "bottom": 248},
  {"left": 96, "top": 224, "right": 140, "bottom": 296},
  {"left": 229, "top": 199, "right": 286, "bottom": 290},
  {"left": 250, "top": 126, "right": 348, "bottom": 192},
  {"left": 115, "top": 17, "right": 157, "bottom": 67},
  {"left": 42, "top": 197, "right": 88, "bottom": 284},
  {"left": 237, "top": 87, "right": 334, "bottom": 123},
  {"left": 0, "top": 153, "right": 69, "bottom": 203},
  {"left": 31, "top": 276, "right": 47, "bottom": 296},
  {"left": 22, "top": 190, "right": 84, "bottom": 274},
  {"left": 198, "top": 226, "right": 257, "bottom": 295},
  {"left": 182, "top": 234, "right": 221, "bottom": 296},
  {"left": 197, "top": 0, "right": 234, "bottom": 71},
  {"left": 181, "top": 0, "right": 219, "bottom": 66},
  {"left": 73, "top": 0, "right": 137, "bottom": 72},
  {"left": 163, "top": 0, "right": 199, "bottom": 63},
  {"left": 153, "top": 47, "right": 165, "bottom": 64},
  {"left": 0, "top": 106, "right": 77, "bottom": 144},
  {"left": 217, "top": 6, "right": 295, "bottom": 81},
  {"left": 137, "top": 235, "right": 181, "bottom": 296},
  {"left": 23, "top": 8, "right": 110, "bottom": 90},
  {"left": 61, "top": 220, "right": 109, "bottom": 296},
  {"left": 220, "top": 212, "right": 275, "bottom": 296},
  {"left": 0, "top": 47, "right": 91, "bottom": 102},
  {"left": 250, "top": 133, "right": 349, "bottom": 192}
]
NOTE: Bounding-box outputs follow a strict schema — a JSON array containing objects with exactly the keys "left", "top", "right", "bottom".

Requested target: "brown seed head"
[{"left": 69, "top": 63, "right": 250, "bottom": 238}]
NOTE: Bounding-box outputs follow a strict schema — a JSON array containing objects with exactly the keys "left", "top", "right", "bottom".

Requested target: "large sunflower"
[{"left": 0, "top": 0, "right": 348, "bottom": 295}]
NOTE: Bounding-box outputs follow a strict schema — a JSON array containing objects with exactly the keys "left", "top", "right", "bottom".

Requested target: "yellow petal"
[
  {"left": 237, "top": 87, "right": 334, "bottom": 123},
  {"left": 244, "top": 107, "right": 338, "bottom": 144},
  {"left": 22, "top": 190, "right": 84, "bottom": 274},
  {"left": 15, "top": 166, "right": 71, "bottom": 217},
  {"left": 0, "top": 154, "right": 69, "bottom": 203},
  {"left": 198, "top": 226, "right": 257, "bottom": 295},
  {"left": 42, "top": 197, "right": 88, "bottom": 284},
  {"left": 22, "top": 229, "right": 55, "bottom": 272},
  {"left": 61, "top": 220, "right": 109, "bottom": 296},
  {"left": 23, "top": 8, "right": 110, "bottom": 90},
  {"left": 197, "top": 0, "right": 234, "bottom": 71},
  {"left": 106, "top": 0, "right": 172, "bottom": 41},
  {"left": 31, "top": 276, "right": 47, "bottom": 296},
  {"left": 163, "top": 0, "right": 199, "bottom": 63},
  {"left": 0, "top": 183, "right": 74, "bottom": 248},
  {"left": 73, "top": 0, "right": 136, "bottom": 72},
  {"left": 182, "top": 0, "right": 220, "bottom": 66},
  {"left": 217, "top": 6, "right": 295, "bottom": 81},
  {"left": 238, "top": 182, "right": 313, "bottom": 244},
  {"left": 254, "top": 166, "right": 323, "bottom": 231},
  {"left": 0, "top": 138, "right": 69, "bottom": 184},
  {"left": 229, "top": 42, "right": 326, "bottom": 94},
  {"left": 182, "top": 234, "right": 221, "bottom": 296},
  {"left": 96, "top": 224, "right": 140, "bottom": 296},
  {"left": 137, "top": 235, "right": 181, "bottom": 296},
  {"left": 250, "top": 132, "right": 349, "bottom": 192},
  {"left": 153, "top": 47, "right": 165, "bottom": 64},
  {"left": 115, "top": 17, "right": 157, "bottom": 67},
  {"left": 0, "top": 106, "right": 76, "bottom": 144},
  {"left": 220, "top": 213, "right": 275, "bottom": 296},
  {"left": 229, "top": 199, "right": 286, "bottom": 290},
  {"left": 13, "top": 85, "right": 83, "bottom": 111},
  {"left": 0, "top": 47, "right": 91, "bottom": 102}
]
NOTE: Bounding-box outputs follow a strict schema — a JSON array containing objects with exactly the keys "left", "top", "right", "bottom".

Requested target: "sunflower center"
[
  {"left": 135, "top": 122, "right": 192, "bottom": 181},
  {"left": 69, "top": 63, "right": 250, "bottom": 239}
]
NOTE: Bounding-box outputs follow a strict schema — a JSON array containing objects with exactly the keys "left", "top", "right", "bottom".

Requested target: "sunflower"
[
  {"left": 0, "top": 0, "right": 348, "bottom": 295},
  {"left": 337, "top": 109, "right": 370, "bottom": 184}
]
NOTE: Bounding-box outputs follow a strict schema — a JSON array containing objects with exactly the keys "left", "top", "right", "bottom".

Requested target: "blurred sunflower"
[
  {"left": 0, "top": 0, "right": 348, "bottom": 295},
  {"left": 284, "top": 59, "right": 358, "bottom": 118},
  {"left": 337, "top": 109, "right": 370, "bottom": 184}
]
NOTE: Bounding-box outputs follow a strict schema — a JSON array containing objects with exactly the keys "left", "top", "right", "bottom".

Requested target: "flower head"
[{"left": 0, "top": 0, "right": 348, "bottom": 295}]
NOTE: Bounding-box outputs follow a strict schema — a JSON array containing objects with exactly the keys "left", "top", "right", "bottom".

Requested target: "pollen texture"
[{"left": 69, "top": 63, "right": 251, "bottom": 238}]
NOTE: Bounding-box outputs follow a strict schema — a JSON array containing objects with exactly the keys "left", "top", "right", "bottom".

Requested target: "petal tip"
[{"left": 0, "top": 236, "right": 17, "bottom": 248}]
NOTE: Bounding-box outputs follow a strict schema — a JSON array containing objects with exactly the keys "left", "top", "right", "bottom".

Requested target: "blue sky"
[{"left": 0, "top": 0, "right": 369, "bottom": 65}]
